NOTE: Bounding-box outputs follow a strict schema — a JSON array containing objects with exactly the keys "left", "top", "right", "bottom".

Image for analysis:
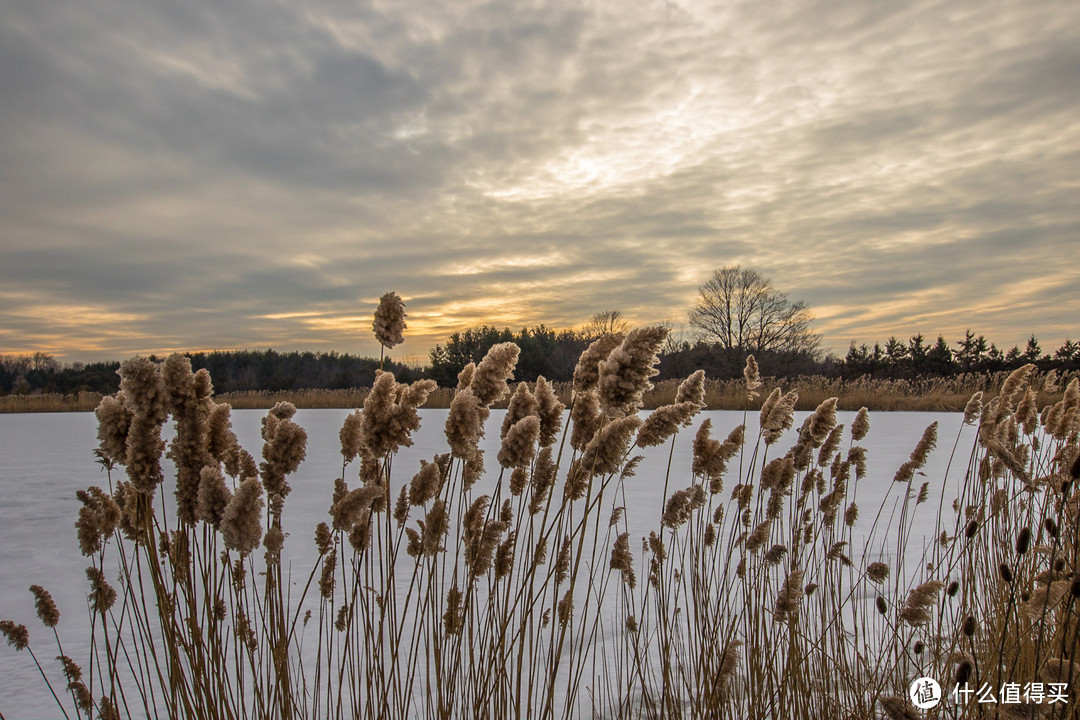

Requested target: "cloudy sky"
[{"left": 2, "top": 0, "right": 1078, "bottom": 364}]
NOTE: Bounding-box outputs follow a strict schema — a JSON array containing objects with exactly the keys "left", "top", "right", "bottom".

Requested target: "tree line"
[
  {"left": 3, "top": 265, "right": 1076, "bottom": 395},
  {"left": 3, "top": 329, "right": 1079, "bottom": 397}
]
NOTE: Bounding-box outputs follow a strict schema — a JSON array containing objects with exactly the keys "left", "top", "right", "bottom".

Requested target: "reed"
[{"left": 3, "top": 326, "right": 1078, "bottom": 718}]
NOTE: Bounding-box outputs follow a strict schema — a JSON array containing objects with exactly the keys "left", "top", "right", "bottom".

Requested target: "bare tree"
[
  {"left": 689, "top": 266, "right": 820, "bottom": 356},
  {"left": 582, "top": 310, "right": 630, "bottom": 340}
]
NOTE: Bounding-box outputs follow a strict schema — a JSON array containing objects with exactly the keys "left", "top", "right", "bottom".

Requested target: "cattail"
[
  {"left": 443, "top": 586, "right": 463, "bottom": 635},
  {"left": 0, "top": 620, "right": 29, "bottom": 651},
  {"left": 947, "top": 580, "right": 959, "bottom": 597},
  {"left": 319, "top": 549, "right": 337, "bottom": 599},
  {"left": 463, "top": 449, "right": 484, "bottom": 490},
  {"left": 648, "top": 531, "right": 667, "bottom": 563},
  {"left": 409, "top": 460, "right": 443, "bottom": 506},
  {"left": 372, "top": 291, "right": 407, "bottom": 349},
  {"left": 963, "top": 615, "right": 977, "bottom": 636},
  {"left": 259, "top": 404, "right": 307, "bottom": 499},
  {"left": 717, "top": 639, "right": 742, "bottom": 687},
  {"left": 445, "top": 389, "right": 484, "bottom": 459},
  {"left": 597, "top": 326, "right": 668, "bottom": 416},
  {"left": 86, "top": 567, "right": 116, "bottom": 614},
  {"left": 1016, "top": 527, "right": 1032, "bottom": 555},
  {"left": 1000, "top": 562, "right": 1013, "bottom": 583},
  {"left": 494, "top": 532, "right": 516, "bottom": 580},
  {"left": 534, "top": 376, "right": 565, "bottom": 447},
  {"left": 1045, "top": 517, "right": 1059, "bottom": 538},
  {"left": 569, "top": 389, "right": 603, "bottom": 451},
  {"left": 359, "top": 372, "right": 435, "bottom": 458},
  {"left": 913, "top": 640, "right": 924, "bottom": 655},
  {"left": 471, "top": 343, "right": 520, "bottom": 406},
  {"left": 743, "top": 355, "right": 761, "bottom": 396},
  {"left": 876, "top": 597, "right": 888, "bottom": 616},
  {"left": 555, "top": 536, "right": 572, "bottom": 584},
  {"left": 676, "top": 369, "right": 707, "bottom": 408},
  {"left": 764, "top": 544, "right": 788, "bottom": 566},
  {"left": 774, "top": 569, "right": 805, "bottom": 621},
  {"left": 807, "top": 398, "right": 838, "bottom": 445},
  {"left": 501, "top": 383, "right": 540, "bottom": 438},
  {"left": 636, "top": 402, "right": 698, "bottom": 447},
  {"left": 572, "top": 415, "right": 642, "bottom": 487},
  {"left": 95, "top": 393, "right": 133, "bottom": 466},
  {"left": 965, "top": 519, "right": 979, "bottom": 539},
  {"left": 498, "top": 415, "right": 540, "bottom": 469},
  {"left": 57, "top": 655, "right": 82, "bottom": 683},
  {"left": 851, "top": 407, "right": 870, "bottom": 440},
  {"left": 29, "top": 586, "right": 59, "bottom": 628},
  {"left": 963, "top": 391, "right": 983, "bottom": 425},
  {"left": 761, "top": 390, "right": 798, "bottom": 445},
  {"left": 339, "top": 410, "right": 364, "bottom": 462},
  {"left": 745, "top": 520, "right": 771, "bottom": 553},
  {"left": 573, "top": 334, "right": 624, "bottom": 393},
  {"left": 196, "top": 465, "right": 232, "bottom": 530},
  {"left": 955, "top": 656, "right": 973, "bottom": 686},
  {"left": 899, "top": 580, "right": 945, "bottom": 627},
  {"left": 220, "top": 477, "right": 264, "bottom": 556},
  {"left": 662, "top": 488, "right": 694, "bottom": 529},
  {"left": 557, "top": 590, "right": 573, "bottom": 626},
  {"left": 817, "top": 425, "right": 844, "bottom": 466},
  {"left": 354, "top": 511, "right": 375, "bottom": 552},
  {"left": 867, "top": 562, "right": 890, "bottom": 583},
  {"left": 75, "top": 486, "right": 121, "bottom": 556}
]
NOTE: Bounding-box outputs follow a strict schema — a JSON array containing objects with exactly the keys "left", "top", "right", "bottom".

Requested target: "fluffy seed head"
[
  {"left": 597, "top": 327, "right": 668, "bottom": 416},
  {"left": 372, "top": 292, "right": 407, "bottom": 349}
]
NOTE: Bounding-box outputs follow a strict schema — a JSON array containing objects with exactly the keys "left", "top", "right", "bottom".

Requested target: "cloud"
[{"left": 1, "top": 0, "right": 1078, "bottom": 362}]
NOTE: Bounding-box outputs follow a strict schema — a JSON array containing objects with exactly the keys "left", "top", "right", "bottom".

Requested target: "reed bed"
[
  {"left": 3, "top": 331, "right": 1080, "bottom": 719},
  {"left": 2, "top": 369, "right": 1068, "bottom": 414}
]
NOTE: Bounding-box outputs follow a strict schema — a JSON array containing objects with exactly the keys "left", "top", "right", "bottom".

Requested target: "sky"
[{"left": 2, "top": 0, "right": 1078, "bottom": 364}]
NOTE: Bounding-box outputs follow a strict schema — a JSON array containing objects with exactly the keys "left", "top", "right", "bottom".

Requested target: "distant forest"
[{"left": 3, "top": 328, "right": 1079, "bottom": 397}]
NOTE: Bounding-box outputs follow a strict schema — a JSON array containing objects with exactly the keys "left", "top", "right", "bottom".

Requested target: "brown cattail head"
[
  {"left": 1016, "top": 527, "right": 1032, "bottom": 555},
  {"left": 1000, "top": 563, "right": 1014, "bottom": 583},
  {"left": 339, "top": 410, "right": 364, "bottom": 462},
  {"left": 676, "top": 369, "right": 707, "bottom": 408},
  {"left": 913, "top": 640, "right": 925, "bottom": 655},
  {"left": 534, "top": 376, "right": 566, "bottom": 447},
  {"left": 867, "top": 562, "right": 890, "bottom": 584},
  {"left": 947, "top": 580, "right": 960, "bottom": 597},
  {"left": 372, "top": 291, "right": 407, "bottom": 349},
  {"left": 1046, "top": 517, "right": 1059, "bottom": 538},
  {"left": 220, "top": 477, "right": 264, "bottom": 556},
  {"left": 86, "top": 567, "right": 116, "bottom": 614},
  {"left": 471, "top": 343, "right": 520, "bottom": 407},
  {"left": 29, "top": 585, "right": 59, "bottom": 628},
  {"left": 636, "top": 402, "right": 698, "bottom": 447},
  {"left": 743, "top": 355, "right": 761, "bottom": 396},
  {"left": 851, "top": 407, "right": 870, "bottom": 440},
  {"left": 597, "top": 327, "right": 668, "bottom": 416},
  {"left": 498, "top": 415, "right": 540, "bottom": 469},
  {"left": 573, "top": 334, "right": 624, "bottom": 394},
  {"left": 963, "top": 615, "right": 977, "bottom": 636},
  {"left": 0, "top": 620, "right": 29, "bottom": 651},
  {"left": 963, "top": 391, "right": 984, "bottom": 425}
]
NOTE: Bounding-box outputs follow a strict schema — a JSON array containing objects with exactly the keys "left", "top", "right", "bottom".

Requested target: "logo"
[{"left": 910, "top": 676, "right": 942, "bottom": 709}]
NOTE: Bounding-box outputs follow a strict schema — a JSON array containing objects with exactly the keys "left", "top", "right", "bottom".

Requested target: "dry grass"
[
  {"left": 2, "top": 369, "right": 1069, "bottom": 414},
  {"left": 3, "top": 346, "right": 1079, "bottom": 720}
]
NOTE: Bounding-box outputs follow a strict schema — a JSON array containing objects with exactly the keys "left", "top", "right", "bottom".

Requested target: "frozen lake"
[{"left": 0, "top": 407, "right": 971, "bottom": 718}]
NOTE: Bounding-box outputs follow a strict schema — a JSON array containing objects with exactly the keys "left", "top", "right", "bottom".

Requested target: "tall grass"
[
  {"left": 3, "top": 340, "right": 1079, "bottom": 719},
  {"left": 2, "top": 369, "right": 1068, "bottom": 413}
]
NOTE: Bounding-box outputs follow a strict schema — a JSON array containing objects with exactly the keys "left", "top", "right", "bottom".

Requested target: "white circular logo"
[{"left": 909, "top": 676, "right": 942, "bottom": 709}]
